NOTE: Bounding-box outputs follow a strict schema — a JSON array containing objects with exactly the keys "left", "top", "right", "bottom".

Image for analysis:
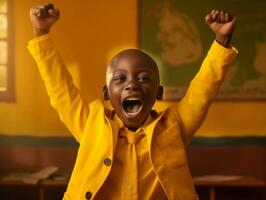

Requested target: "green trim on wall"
[
  {"left": 0, "top": 135, "right": 79, "bottom": 147},
  {"left": 191, "top": 136, "right": 266, "bottom": 147},
  {"left": 0, "top": 135, "right": 266, "bottom": 147}
]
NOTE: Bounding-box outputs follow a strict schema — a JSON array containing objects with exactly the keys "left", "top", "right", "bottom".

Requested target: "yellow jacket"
[{"left": 28, "top": 35, "right": 237, "bottom": 200}]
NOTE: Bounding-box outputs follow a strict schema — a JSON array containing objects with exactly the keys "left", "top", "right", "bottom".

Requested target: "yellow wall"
[{"left": 0, "top": 0, "right": 265, "bottom": 137}]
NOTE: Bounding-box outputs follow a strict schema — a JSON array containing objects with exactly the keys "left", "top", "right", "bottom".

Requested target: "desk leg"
[
  {"left": 209, "top": 187, "right": 215, "bottom": 200},
  {"left": 39, "top": 186, "right": 45, "bottom": 200}
]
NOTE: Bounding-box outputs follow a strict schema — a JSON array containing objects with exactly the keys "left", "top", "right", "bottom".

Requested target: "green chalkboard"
[{"left": 139, "top": 0, "right": 266, "bottom": 100}]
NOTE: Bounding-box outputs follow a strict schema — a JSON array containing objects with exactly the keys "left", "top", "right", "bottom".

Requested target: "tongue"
[{"left": 126, "top": 102, "right": 141, "bottom": 114}]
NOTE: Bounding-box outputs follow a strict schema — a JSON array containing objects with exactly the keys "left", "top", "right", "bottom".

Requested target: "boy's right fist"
[{"left": 29, "top": 4, "right": 60, "bottom": 36}]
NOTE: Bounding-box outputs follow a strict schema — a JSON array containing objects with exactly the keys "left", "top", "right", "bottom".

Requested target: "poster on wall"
[{"left": 139, "top": 0, "right": 266, "bottom": 100}]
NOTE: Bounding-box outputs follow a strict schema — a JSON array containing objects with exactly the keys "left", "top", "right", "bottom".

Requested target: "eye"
[
  {"left": 113, "top": 74, "right": 126, "bottom": 82},
  {"left": 137, "top": 73, "right": 150, "bottom": 82}
]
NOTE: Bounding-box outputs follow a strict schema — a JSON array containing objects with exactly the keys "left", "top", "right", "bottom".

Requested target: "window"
[{"left": 0, "top": 0, "right": 14, "bottom": 101}]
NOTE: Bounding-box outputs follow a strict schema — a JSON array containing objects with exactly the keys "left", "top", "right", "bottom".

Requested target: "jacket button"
[
  {"left": 104, "top": 158, "right": 112, "bottom": 166},
  {"left": 85, "top": 191, "right": 92, "bottom": 199}
]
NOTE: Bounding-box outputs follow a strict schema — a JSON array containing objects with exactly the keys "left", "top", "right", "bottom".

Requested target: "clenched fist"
[
  {"left": 29, "top": 4, "right": 60, "bottom": 36},
  {"left": 205, "top": 10, "right": 236, "bottom": 47}
]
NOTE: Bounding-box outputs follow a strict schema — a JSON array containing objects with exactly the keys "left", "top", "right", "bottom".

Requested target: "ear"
[
  {"left": 156, "top": 86, "right": 163, "bottom": 100},
  {"left": 103, "top": 85, "right": 110, "bottom": 100}
]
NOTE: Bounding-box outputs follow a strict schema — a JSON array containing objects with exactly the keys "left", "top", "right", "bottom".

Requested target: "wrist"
[
  {"left": 215, "top": 34, "right": 232, "bottom": 48},
  {"left": 33, "top": 28, "right": 50, "bottom": 37}
]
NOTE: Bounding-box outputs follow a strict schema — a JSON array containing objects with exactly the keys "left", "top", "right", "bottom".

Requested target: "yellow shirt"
[{"left": 95, "top": 114, "right": 167, "bottom": 200}]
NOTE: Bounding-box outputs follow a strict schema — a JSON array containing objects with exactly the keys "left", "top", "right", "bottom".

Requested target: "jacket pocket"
[{"left": 155, "top": 123, "right": 187, "bottom": 168}]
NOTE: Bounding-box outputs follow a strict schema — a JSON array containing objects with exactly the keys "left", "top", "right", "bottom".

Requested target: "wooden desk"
[
  {"left": 0, "top": 176, "right": 68, "bottom": 200},
  {"left": 39, "top": 179, "right": 68, "bottom": 200},
  {"left": 1, "top": 175, "right": 265, "bottom": 200},
  {"left": 194, "top": 175, "right": 266, "bottom": 200}
]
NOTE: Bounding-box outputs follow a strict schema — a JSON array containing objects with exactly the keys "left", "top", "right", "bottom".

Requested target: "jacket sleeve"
[
  {"left": 27, "top": 34, "right": 89, "bottom": 142},
  {"left": 176, "top": 41, "right": 238, "bottom": 145}
]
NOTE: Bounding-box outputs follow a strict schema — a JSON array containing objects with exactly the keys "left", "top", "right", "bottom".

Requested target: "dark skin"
[
  {"left": 30, "top": 4, "right": 236, "bottom": 131},
  {"left": 105, "top": 50, "right": 163, "bottom": 131}
]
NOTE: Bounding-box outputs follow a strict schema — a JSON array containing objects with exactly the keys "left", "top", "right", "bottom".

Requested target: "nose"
[{"left": 125, "top": 79, "right": 140, "bottom": 91}]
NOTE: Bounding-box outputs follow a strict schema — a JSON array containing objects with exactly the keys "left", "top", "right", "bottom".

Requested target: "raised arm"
[
  {"left": 28, "top": 4, "right": 89, "bottom": 142},
  {"left": 177, "top": 10, "right": 237, "bottom": 145}
]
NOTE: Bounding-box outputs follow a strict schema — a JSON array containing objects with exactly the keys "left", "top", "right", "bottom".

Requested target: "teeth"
[{"left": 126, "top": 97, "right": 140, "bottom": 101}]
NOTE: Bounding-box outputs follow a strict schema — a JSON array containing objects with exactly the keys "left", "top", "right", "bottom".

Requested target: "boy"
[{"left": 28, "top": 4, "right": 237, "bottom": 200}]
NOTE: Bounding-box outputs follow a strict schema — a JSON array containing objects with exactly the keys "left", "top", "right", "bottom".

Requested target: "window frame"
[{"left": 0, "top": 0, "right": 15, "bottom": 102}]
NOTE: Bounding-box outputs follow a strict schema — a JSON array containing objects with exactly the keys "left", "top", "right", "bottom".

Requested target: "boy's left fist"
[{"left": 205, "top": 10, "right": 236, "bottom": 47}]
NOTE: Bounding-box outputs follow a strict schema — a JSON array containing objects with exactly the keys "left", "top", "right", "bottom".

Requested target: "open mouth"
[{"left": 122, "top": 97, "right": 143, "bottom": 116}]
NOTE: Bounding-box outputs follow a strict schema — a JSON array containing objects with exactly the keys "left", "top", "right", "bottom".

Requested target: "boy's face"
[{"left": 106, "top": 50, "right": 162, "bottom": 131}]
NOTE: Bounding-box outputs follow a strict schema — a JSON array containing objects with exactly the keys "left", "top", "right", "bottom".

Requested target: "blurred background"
[{"left": 0, "top": 0, "right": 265, "bottom": 199}]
